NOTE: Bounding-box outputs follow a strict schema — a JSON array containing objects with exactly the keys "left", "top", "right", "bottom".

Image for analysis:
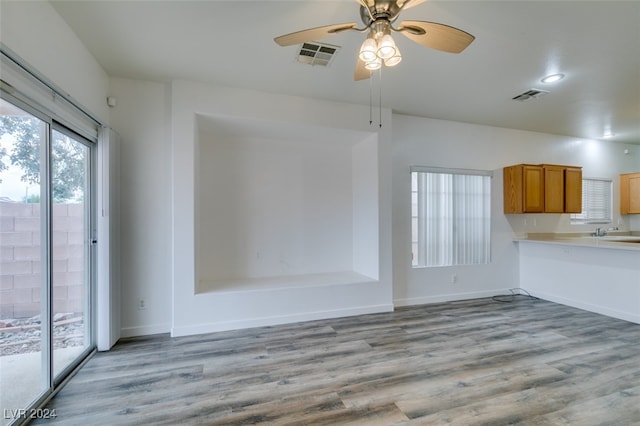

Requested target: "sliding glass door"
[
  {"left": 0, "top": 98, "right": 95, "bottom": 424},
  {"left": 0, "top": 99, "right": 48, "bottom": 423},
  {"left": 51, "top": 127, "right": 93, "bottom": 381}
]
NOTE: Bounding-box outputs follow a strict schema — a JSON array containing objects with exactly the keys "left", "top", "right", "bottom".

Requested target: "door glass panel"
[
  {"left": 0, "top": 99, "right": 48, "bottom": 422},
  {"left": 51, "top": 128, "right": 91, "bottom": 379}
]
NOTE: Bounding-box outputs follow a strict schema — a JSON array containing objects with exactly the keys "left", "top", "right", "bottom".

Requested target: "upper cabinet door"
[
  {"left": 621, "top": 172, "right": 640, "bottom": 214},
  {"left": 564, "top": 167, "right": 583, "bottom": 213},
  {"left": 503, "top": 164, "right": 544, "bottom": 213},
  {"left": 503, "top": 165, "right": 523, "bottom": 213},
  {"left": 523, "top": 165, "right": 545, "bottom": 213},
  {"left": 543, "top": 165, "right": 565, "bottom": 213},
  {"left": 631, "top": 176, "right": 640, "bottom": 213}
]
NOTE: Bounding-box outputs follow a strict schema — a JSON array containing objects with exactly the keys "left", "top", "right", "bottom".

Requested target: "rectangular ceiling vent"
[
  {"left": 512, "top": 88, "right": 550, "bottom": 102},
  {"left": 296, "top": 42, "right": 340, "bottom": 67}
]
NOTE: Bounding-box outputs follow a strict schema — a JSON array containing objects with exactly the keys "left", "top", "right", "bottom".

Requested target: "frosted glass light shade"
[
  {"left": 365, "top": 57, "right": 382, "bottom": 70},
  {"left": 384, "top": 49, "right": 402, "bottom": 67},
  {"left": 359, "top": 38, "right": 378, "bottom": 63},
  {"left": 376, "top": 34, "right": 397, "bottom": 60}
]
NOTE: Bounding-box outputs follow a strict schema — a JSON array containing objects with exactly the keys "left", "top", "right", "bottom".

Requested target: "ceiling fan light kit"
[{"left": 359, "top": 25, "right": 402, "bottom": 69}]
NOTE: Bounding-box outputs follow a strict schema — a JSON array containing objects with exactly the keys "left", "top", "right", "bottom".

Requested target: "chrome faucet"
[{"left": 593, "top": 226, "right": 619, "bottom": 237}]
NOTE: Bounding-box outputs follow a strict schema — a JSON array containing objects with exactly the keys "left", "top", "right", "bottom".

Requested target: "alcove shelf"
[{"left": 198, "top": 271, "right": 376, "bottom": 294}]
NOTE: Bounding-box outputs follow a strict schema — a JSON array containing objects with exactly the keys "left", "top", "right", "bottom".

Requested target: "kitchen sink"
[{"left": 598, "top": 236, "right": 640, "bottom": 242}]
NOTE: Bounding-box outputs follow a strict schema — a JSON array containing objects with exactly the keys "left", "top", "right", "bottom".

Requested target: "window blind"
[
  {"left": 571, "top": 178, "right": 612, "bottom": 224},
  {"left": 411, "top": 169, "right": 491, "bottom": 268}
]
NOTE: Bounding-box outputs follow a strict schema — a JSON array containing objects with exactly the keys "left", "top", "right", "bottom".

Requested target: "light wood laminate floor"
[{"left": 37, "top": 297, "right": 640, "bottom": 425}]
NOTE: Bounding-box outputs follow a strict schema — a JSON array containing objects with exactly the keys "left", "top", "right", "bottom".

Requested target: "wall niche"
[{"left": 195, "top": 114, "right": 379, "bottom": 294}]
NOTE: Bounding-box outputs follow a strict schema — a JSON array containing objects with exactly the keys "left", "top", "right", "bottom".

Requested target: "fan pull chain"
[
  {"left": 378, "top": 67, "right": 382, "bottom": 128},
  {"left": 367, "top": 69, "right": 383, "bottom": 128},
  {"left": 369, "top": 71, "right": 373, "bottom": 126}
]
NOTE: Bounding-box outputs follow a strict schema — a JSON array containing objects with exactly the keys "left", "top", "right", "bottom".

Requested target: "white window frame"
[
  {"left": 571, "top": 178, "right": 613, "bottom": 224},
  {"left": 411, "top": 166, "right": 492, "bottom": 268}
]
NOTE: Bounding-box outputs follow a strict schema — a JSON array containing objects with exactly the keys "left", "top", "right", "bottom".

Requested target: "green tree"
[
  {"left": 0, "top": 143, "right": 7, "bottom": 177},
  {"left": 0, "top": 116, "right": 86, "bottom": 202}
]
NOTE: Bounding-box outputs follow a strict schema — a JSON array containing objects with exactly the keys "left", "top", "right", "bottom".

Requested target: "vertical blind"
[
  {"left": 411, "top": 167, "right": 491, "bottom": 267},
  {"left": 571, "top": 178, "right": 612, "bottom": 223}
]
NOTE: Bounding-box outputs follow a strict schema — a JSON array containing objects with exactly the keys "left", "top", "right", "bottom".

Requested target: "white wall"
[
  {"left": 392, "top": 114, "right": 639, "bottom": 306},
  {"left": 197, "top": 116, "right": 359, "bottom": 284},
  {"left": 108, "top": 78, "right": 172, "bottom": 337},
  {"left": 352, "top": 136, "right": 379, "bottom": 279},
  {"left": 0, "top": 1, "right": 110, "bottom": 123}
]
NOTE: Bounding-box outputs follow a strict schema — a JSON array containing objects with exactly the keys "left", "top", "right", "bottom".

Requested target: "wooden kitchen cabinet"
[
  {"left": 620, "top": 172, "right": 640, "bottom": 214},
  {"left": 543, "top": 165, "right": 565, "bottom": 213},
  {"left": 564, "top": 166, "right": 583, "bottom": 213},
  {"left": 503, "top": 163, "right": 582, "bottom": 214},
  {"left": 504, "top": 164, "right": 544, "bottom": 213}
]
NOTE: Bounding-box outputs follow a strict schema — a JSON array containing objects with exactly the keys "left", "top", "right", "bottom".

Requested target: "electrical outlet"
[
  {"left": 138, "top": 298, "right": 146, "bottom": 310},
  {"left": 451, "top": 274, "right": 458, "bottom": 284}
]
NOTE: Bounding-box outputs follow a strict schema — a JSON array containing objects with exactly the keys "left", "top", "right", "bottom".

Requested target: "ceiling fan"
[{"left": 274, "top": 0, "right": 475, "bottom": 81}]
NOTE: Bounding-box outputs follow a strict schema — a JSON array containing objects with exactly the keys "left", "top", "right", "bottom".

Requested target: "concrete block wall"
[{"left": 0, "top": 201, "right": 86, "bottom": 319}]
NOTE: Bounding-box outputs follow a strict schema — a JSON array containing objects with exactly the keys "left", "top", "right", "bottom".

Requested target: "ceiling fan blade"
[
  {"left": 354, "top": 58, "right": 371, "bottom": 81},
  {"left": 397, "top": 20, "right": 475, "bottom": 53},
  {"left": 397, "top": 0, "right": 426, "bottom": 10},
  {"left": 274, "top": 23, "right": 358, "bottom": 46}
]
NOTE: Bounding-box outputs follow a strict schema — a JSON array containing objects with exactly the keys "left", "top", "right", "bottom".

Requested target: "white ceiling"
[{"left": 50, "top": 0, "right": 640, "bottom": 144}]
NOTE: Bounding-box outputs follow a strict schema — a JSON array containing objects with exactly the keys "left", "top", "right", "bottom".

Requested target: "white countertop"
[{"left": 515, "top": 234, "right": 640, "bottom": 252}]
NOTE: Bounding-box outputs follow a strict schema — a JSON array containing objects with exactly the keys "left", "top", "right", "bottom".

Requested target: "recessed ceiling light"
[{"left": 541, "top": 73, "right": 565, "bottom": 84}]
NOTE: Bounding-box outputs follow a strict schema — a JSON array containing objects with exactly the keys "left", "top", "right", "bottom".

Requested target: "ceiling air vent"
[
  {"left": 296, "top": 42, "right": 340, "bottom": 67},
  {"left": 512, "top": 88, "right": 550, "bottom": 102}
]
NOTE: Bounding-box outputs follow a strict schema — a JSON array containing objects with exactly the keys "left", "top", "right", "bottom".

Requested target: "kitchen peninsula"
[{"left": 517, "top": 234, "right": 640, "bottom": 324}]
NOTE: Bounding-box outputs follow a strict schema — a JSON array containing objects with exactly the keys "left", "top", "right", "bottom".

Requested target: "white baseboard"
[
  {"left": 120, "top": 323, "right": 171, "bottom": 338},
  {"left": 119, "top": 288, "right": 638, "bottom": 341},
  {"left": 524, "top": 289, "right": 640, "bottom": 325},
  {"left": 171, "top": 304, "right": 394, "bottom": 337},
  {"left": 394, "top": 288, "right": 511, "bottom": 307}
]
